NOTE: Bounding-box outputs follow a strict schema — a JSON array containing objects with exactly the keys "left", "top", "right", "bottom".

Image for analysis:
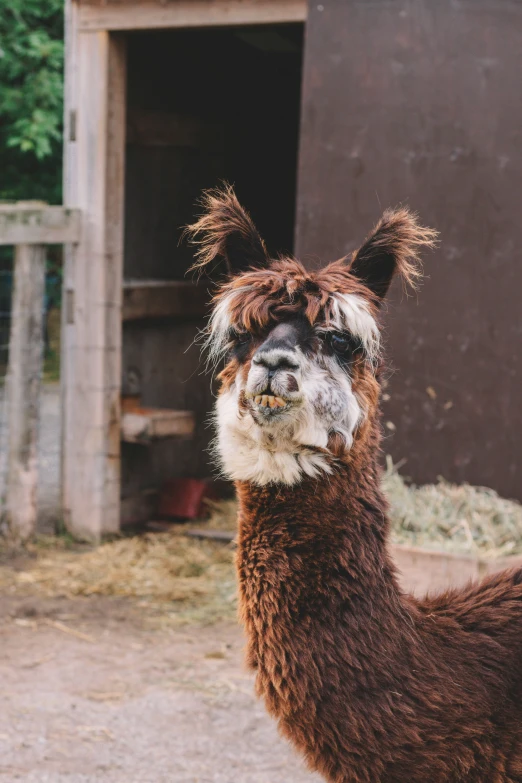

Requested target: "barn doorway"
[{"left": 121, "top": 23, "right": 305, "bottom": 523}]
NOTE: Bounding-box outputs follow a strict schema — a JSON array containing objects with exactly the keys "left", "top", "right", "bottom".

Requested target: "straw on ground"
[{"left": 1, "top": 461, "right": 521, "bottom": 620}]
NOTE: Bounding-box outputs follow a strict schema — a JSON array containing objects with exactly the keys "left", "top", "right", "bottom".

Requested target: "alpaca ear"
[
  {"left": 349, "top": 208, "right": 438, "bottom": 302},
  {"left": 185, "top": 184, "right": 269, "bottom": 277}
]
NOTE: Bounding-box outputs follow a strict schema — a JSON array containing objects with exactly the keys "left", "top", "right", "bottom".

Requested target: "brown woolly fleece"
[
  {"left": 188, "top": 186, "right": 522, "bottom": 783},
  {"left": 236, "top": 434, "right": 522, "bottom": 783}
]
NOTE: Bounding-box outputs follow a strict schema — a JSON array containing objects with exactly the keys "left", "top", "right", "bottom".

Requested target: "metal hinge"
[
  {"left": 69, "top": 110, "right": 77, "bottom": 142},
  {"left": 66, "top": 289, "right": 74, "bottom": 324}
]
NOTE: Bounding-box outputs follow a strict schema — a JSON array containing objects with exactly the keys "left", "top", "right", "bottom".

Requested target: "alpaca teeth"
[{"left": 253, "top": 394, "right": 287, "bottom": 408}]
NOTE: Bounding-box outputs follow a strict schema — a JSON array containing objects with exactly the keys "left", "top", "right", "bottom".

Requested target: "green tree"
[{"left": 0, "top": 0, "right": 64, "bottom": 204}]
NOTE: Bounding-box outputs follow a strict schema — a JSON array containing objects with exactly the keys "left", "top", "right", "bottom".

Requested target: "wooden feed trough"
[{"left": 392, "top": 545, "right": 522, "bottom": 596}]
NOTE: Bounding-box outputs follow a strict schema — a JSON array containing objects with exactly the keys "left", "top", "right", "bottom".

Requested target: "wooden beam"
[
  {"left": 3, "top": 245, "right": 46, "bottom": 543},
  {"left": 0, "top": 205, "right": 81, "bottom": 246},
  {"left": 121, "top": 407, "right": 196, "bottom": 443},
  {"left": 61, "top": 23, "right": 127, "bottom": 541},
  {"left": 123, "top": 280, "right": 210, "bottom": 321},
  {"left": 78, "top": 0, "right": 307, "bottom": 32},
  {"left": 61, "top": 0, "right": 79, "bottom": 538},
  {"left": 186, "top": 528, "right": 235, "bottom": 542}
]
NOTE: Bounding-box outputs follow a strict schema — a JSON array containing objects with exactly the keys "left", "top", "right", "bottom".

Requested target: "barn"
[{"left": 62, "top": 0, "right": 522, "bottom": 539}]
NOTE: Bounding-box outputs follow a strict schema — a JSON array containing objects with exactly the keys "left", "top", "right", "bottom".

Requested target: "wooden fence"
[{"left": 0, "top": 203, "right": 80, "bottom": 543}]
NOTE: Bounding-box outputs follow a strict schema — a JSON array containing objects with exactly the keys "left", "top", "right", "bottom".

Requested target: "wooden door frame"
[
  {"left": 62, "top": 0, "right": 308, "bottom": 539},
  {"left": 62, "top": 0, "right": 126, "bottom": 540}
]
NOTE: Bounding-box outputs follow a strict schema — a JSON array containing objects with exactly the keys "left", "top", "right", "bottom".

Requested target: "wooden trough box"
[
  {"left": 392, "top": 545, "right": 522, "bottom": 595},
  {"left": 188, "top": 528, "right": 522, "bottom": 595}
]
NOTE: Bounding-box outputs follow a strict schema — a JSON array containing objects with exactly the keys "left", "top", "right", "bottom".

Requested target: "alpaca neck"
[
  {"left": 236, "top": 451, "right": 400, "bottom": 612},
  {"left": 235, "top": 454, "right": 415, "bottom": 777}
]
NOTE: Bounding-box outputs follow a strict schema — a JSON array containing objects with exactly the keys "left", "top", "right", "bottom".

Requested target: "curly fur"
[
  {"left": 350, "top": 207, "right": 439, "bottom": 300},
  {"left": 195, "top": 188, "right": 522, "bottom": 782},
  {"left": 236, "top": 464, "right": 522, "bottom": 783},
  {"left": 185, "top": 183, "right": 269, "bottom": 276},
  {"left": 204, "top": 263, "right": 381, "bottom": 371}
]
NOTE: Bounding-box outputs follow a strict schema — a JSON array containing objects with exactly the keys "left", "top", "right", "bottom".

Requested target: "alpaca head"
[{"left": 187, "top": 185, "right": 437, "bottom": 486}]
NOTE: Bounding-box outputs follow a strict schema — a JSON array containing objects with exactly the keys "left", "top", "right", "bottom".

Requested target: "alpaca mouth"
[
  {"left": 244, "top": 389, "right": 291, "bottom": 414},
  {"left": 253, "top": 393, "right": 288, "bottom": 409}
]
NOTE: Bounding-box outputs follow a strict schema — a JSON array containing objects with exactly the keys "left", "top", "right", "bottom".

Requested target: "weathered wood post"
[
  {"left": 62, "top": 12, "right": 127, "bottom": 541},
  {"left": 0, "top": 204, "right": 81, "bottom": 543},
  {"left": 4, "top": 244, "right": 46, "bottom": 542}
]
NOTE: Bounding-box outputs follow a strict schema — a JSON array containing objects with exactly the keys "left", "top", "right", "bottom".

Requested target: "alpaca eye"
[
  {"left": 236, "top": 332, "right": 251, "bottom": 345},
  {"left": 326, "top": 332, "right": 361, "bottom": 364},
  {"left": 330, "top": 333, "right": 351, "bottom": 353},
  {"left": 230, "top": 329, "right": 251, "bottom": 346}
]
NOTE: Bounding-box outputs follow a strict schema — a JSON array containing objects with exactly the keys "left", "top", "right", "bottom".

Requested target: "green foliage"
[{"left": 0, "top": 0, "right": 64, "bottom": 203}]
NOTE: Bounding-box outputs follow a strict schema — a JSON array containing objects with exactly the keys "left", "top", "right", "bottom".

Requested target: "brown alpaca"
[{"left": 187, "top": 186, "right": 522, "bottom": 783}]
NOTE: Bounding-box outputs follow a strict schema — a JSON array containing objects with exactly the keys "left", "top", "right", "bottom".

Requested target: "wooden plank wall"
[{"left": 296, "top": 0, "right": 522, "bottom": 500}]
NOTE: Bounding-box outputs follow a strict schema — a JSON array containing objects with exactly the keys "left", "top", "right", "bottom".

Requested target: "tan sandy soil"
[{"left": 0, "top": 594, "right": 321, "bottom": 783}]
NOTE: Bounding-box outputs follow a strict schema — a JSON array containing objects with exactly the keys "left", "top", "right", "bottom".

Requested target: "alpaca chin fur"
[{"left": 215, "top": 384, "right": 335, "bottom": 485}]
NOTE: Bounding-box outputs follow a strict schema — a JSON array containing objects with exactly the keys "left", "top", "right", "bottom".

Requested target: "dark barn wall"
[{"left": 296, "top": 0, "right": 522, "bottom": 499}]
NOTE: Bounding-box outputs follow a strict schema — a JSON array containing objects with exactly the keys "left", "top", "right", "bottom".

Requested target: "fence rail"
[
  {"left": 0, "top": 204, "right": 81, "bottom": 246},
  {"left": 0, "top": 203, "right": 80, "bottom": 544}
]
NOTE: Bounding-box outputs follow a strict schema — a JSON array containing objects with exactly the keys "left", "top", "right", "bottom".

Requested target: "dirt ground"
[{"left": 0, "top": 594, "right": 322, "bottom": 783}]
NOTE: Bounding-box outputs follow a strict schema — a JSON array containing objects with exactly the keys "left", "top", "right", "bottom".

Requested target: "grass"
[{"left": 0, "top": 461, "right": 521, "bottom": 621}]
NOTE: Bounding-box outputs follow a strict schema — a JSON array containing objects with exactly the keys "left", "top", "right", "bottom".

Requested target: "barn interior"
[{"left": 121, "top": 23, "right": 305, "bottom": 523}]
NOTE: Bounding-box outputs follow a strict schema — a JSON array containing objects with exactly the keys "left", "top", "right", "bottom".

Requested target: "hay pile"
[
  {"left": 0, "top": 528, "right": 237, "bottom": 623},
  {"left": 202, "top": 462, "right": 522, "bottom": 558},
  {"left": 1, "top": 462, "right": 521, "bottom": 616},
  {"left": 383, "top": 459, "right": 522, "bottom": 558}
]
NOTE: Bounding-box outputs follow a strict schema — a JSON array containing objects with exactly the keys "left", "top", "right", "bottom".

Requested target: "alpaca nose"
[
  {"left": 252, "top": 349, "right": 300, "bottom": 376},
  {"left": 251, "top": 321, "right": 302, "bottom": 378}
]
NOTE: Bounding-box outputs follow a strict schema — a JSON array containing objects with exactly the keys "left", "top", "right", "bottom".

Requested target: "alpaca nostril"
[
  {"left": 266, "top": 366, "right": 298, "bottom": 384},
  {"left": 252, "top": 352, "right": 300, "bottom": 374}
]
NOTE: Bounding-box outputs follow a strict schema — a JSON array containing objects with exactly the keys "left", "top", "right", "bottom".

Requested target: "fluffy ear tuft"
[
  {"left": 349, "top": 208, "right": 438, "bottom": 302},
  {"left": 185, "top": 184, "right": 269, "bottom": 276}
]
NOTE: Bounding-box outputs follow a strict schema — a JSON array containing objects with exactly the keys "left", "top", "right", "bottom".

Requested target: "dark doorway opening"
[
  {"left": 121, "top": 24, "right": 304, "bottom": 523},
  {"left": 125, "top": 23, "right": 305, "bottom": 279}
]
